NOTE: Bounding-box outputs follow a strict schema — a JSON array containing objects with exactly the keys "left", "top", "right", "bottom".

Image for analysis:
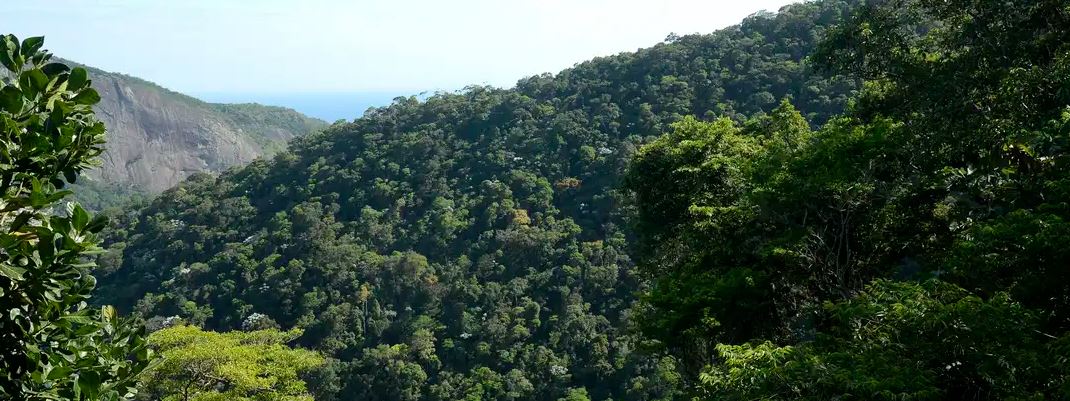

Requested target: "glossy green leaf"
[
  {"left": 41, "top": 62, "right": 69, "bottom": 76},
  {"left": 67, "top": 67, "right": 88, "bottom": 91},
  {"left": 0, "top": 86, "right": 23, "bottom": 114},
  {"left": 71, "top": 204, "right": 89, "bottom": 230},
  {"left": 19, "top": 37, "right": 44, "bottom": 59},
  {"left": 0, "top": 264, "right": 26, "bottom": 280},
  {"left": 71, "top": 88, "right": 100, "bottom": 105}
]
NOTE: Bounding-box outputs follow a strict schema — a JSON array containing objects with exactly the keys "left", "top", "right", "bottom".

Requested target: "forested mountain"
[
  {"left": 57, "top": 61, "right": 327, "bottom": 208},
  {"left": 91, "top": 1, "right": 860, "bottom": 400}
]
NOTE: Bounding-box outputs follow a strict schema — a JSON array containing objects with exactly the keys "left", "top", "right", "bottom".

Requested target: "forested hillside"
[{"left": 92, "top": 1, "right": 860, "bottom": 400}]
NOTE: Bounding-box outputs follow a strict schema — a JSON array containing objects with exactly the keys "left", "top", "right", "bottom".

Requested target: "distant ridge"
[{"left": 57, "top": 59, "right": 327, "bottom": 208}]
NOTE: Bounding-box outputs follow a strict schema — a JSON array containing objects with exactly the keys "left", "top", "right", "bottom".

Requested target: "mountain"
[
  {"left": 59, "top": 60, "right": 327, "bottom": 208},
  {"left": 93, "top": 1, "right": 859, "bottom": 400}
]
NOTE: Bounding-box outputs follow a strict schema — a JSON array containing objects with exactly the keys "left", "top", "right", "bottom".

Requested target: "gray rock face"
[{"left": 73, "top": 61, "right": 326, "bottom": 193}]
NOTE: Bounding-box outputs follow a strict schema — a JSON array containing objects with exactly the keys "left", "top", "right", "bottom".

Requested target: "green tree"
[
  {"left": 0, "top": 34, "right": 153, "bottom": 400},
  {"left": 139, "top": 325, "right": 323, "bottom": 401}
]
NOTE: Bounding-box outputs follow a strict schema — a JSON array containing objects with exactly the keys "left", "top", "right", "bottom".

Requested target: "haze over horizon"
[{"left": 1, "top": 0, "right": 798, "bottom": 99}]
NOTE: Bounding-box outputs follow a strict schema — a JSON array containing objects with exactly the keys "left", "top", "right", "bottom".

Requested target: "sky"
[{"left": 2, "top": 0, "right": 798, "bottom": 96}]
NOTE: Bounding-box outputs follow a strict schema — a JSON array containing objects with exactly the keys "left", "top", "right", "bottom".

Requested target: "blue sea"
[{"left": 193, "top": 91, "right": 422, "bottom": 122}]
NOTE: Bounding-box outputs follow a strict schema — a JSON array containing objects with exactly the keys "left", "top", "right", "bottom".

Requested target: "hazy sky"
[{"left": 2, "top": 0, "right": 798, "bottom": 94}]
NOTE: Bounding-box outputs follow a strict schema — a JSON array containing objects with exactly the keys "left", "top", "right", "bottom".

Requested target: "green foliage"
[
  {"left": 623, "top": 101, "right": 816, "bottom": 366},
  {"left": 212, "top": 103, "right": 327, "bottom": 154},
  {"left": 92, "top": 2, "right": 861, "bottom": 400},
  {"left": 70, "top": 179, "right": 148, "bottom": 212},
  {"left": 138, "top": 325, "right": 323, "bottom": 401},
  {"left": 700, "top": 280, "right": 1067, "bottom": 400},
  {"left": 625, "top": 0, "right": 1070, "bottom": 399},
  {"left": 0, "top": 35, "right": 153, "bottom": 400}
]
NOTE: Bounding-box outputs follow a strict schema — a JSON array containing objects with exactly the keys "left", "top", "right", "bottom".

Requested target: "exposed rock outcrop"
[{"left": 73, "top": 61, "right": 325, "bottom": 194}]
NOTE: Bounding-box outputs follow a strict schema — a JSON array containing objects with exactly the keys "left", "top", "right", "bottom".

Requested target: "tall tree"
[{"left": 0, "top": 35, "right": 153, "bottom": 400}]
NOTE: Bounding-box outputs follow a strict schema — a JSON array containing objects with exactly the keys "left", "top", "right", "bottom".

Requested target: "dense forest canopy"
[
  {"left": 625, "top": 0, "right": 1070, "bottom": 398},
  {"left": 92, "top": 1, "right": 860, "bottom": 400},
  {"left": 73, "top": 0, "right": 1070, "bottom": 399}
]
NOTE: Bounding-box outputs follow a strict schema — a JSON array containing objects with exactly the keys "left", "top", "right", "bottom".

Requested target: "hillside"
[
  {"left": 93, "top": 1, "right": 859, "bottom": 400},
  {"left": 61, "top": 60, "right": 327, "bottom": 207}
]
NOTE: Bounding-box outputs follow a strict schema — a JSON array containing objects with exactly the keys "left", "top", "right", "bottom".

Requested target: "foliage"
[
  {"left": 0, "top": 35, "right": 153, "bottom": 400},
  {"left": 91, "top": 2, "right": 861, "bottom": 400},
  {"left": 70, "top": 179, "right": 148, "bottom": 212},
  {"left": 624, "top": 0, "right": 1070, "bottom": 399},
  {"left": 212, "top": 103, "right": 327, "bottom": 154},
  {"left": 700, "top": 280, "right": 1067, "bottom": 400},
  {"left": 138, "top": 325, "right": 324, "bottom": 401}
]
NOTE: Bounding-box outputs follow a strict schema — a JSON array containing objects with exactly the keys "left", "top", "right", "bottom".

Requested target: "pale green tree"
[{"left": 139, "top": 326, "right": 324, "bottom": 401}]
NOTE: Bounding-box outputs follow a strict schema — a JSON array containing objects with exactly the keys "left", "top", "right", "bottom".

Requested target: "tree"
[
  {"left": 139, "top": 326, "right": 324, "bottom": 401},
  {"left": 622, "top": 109, "right": 803, "bottom": 372},
  {"left": 0, "top": 35, "right": 153, "bottom": 400}
]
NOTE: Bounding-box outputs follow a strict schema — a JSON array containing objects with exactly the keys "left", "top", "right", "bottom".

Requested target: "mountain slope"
[
  {"left": 95, "top": 1, "right": 859, "bottom": 400},
  {"left": 62, "top": 60, "right": 326, "bottom": 206}
]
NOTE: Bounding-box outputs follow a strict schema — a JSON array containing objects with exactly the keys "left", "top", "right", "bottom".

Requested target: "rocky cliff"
[{"left": 62, "top": 60, "right": 326, "bottom": 206}]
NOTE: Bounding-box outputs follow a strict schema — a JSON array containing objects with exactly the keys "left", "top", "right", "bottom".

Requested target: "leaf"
[
  {"left": 10, "top": 211, "right": 33, "bottom": 231},
  {"left": 71, "top": 204, "right": 90, "bottom": 230},
  {"left": 102, "top": 305, "right": 117, "bottom": 321},
  {"left": 0, "top": 35, "right": 19, "bottom": 72},
  {"left": 46, "top": 366, "right": 71, "bottom": 381},
  {"left": 41, "top": 62, "right": 70, "bottom": 76},
  {"left": 45, "top": 189, "right": 74, "bottom": 204},
  {"left": 71, "top": 88, "right": 100, "bottom": 105},
  {"left": 24, "top": 69, "right": 49, "bottom": 92},
  {"left": 37, "top": 232, "right": 55, "bottom": 263},
  {"left": 20, "top": 36, "right": 44, "bottom": 59},
  {"left": 62, "top": 314, "right": 94, "bottom": 325},
  {"left": 29, "top": 182, "right": 46, "bottom": 208},
  {"left": 68, "top": 67, "right": 88, "bottom": 91},
  {"left": 0, "top": 264, "right": 26, "bottom": 280},
  {"left": 86, "top": 215, "right": 109, "bottom": 234},
  {"left": 0, "top": 86, "right": 24, "bottom": 114}
]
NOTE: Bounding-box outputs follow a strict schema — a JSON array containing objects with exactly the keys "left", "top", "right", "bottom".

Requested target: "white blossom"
[{"left": 549, "top": 365, "right": 568, "bottom": 376}]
